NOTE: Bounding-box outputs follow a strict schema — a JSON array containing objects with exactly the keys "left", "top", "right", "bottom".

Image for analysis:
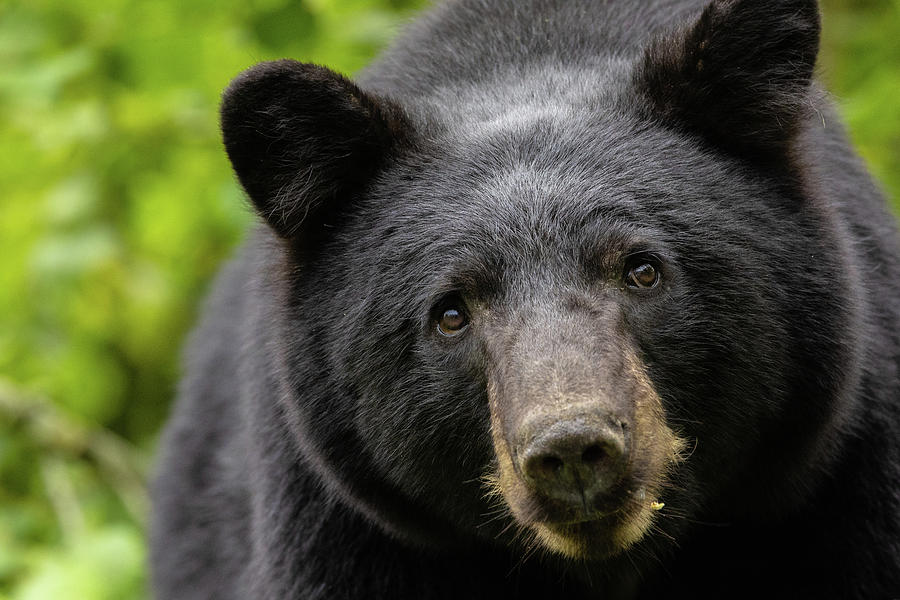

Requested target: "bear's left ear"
[
  {"left": 221, "top": 60, "right": 409, "bottom": 238},
  {"left": 634, "top": 0, "right": 820, "bottom": 160}
]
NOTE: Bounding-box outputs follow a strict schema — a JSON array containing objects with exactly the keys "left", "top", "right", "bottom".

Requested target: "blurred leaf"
[
  {"left": 251, "top": 1, "right": 317, "bottom": 50},
  {"left": 15, "top": 527, "right": 145, "bottom": 600}
]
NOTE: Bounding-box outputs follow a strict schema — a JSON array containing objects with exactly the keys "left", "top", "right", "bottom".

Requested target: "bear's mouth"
[
  {"left": 483, "top": 461, "right": 667, "bottom": 560},
  {"left": 506, "top": 484, "right": 663, "bottom": 559},
  {"left": 486, "top": 440, "right": 681, "bottom": 559},
  {"left": 528, "top": 496, "right": 662, "bottom": 559}
]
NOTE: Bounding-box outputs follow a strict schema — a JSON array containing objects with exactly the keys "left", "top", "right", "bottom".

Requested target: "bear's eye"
[
  {"left": 437, "top": 306, "right": 469, "bottom": 337},
  {"left": 626, "top": 262, "right": 660, "bottom": 289}
]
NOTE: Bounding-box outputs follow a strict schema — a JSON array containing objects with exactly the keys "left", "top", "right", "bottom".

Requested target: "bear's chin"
[{"left": 529, "top": 506, "right": 657, "bottom": 560}]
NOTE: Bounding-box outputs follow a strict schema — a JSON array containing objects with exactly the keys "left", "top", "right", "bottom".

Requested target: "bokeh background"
[{"left": 1, "top": 0, "right": 897, "bottom": 597}]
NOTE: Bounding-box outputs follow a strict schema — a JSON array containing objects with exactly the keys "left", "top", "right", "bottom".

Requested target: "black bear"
[{"left": 150, "top": 0, "right": 900, "bottom": 598}]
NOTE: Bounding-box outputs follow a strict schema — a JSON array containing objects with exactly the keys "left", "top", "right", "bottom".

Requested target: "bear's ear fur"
[
  {"left": 221, "top": 60, "right": 408, "bottom": 238},
  {"left": 635, "top": 0, "right": 820, "bottom": 160}
]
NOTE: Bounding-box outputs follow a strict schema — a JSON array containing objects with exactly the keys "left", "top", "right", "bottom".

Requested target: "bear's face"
[
  {"left": 222, "top": 0, "right": 847, "bottom": 561},
  {"left": 287, "top": 110, "right": 818, "bottom": 558}
]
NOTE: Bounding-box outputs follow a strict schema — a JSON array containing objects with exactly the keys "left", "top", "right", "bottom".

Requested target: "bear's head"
[{"left": 220, "top": 0, "right": 859, "bottom": 560}]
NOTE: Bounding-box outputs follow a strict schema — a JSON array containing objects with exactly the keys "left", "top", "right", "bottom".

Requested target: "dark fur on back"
[{"left": 151, "top": 1, "right": 900, "bottom": 598}]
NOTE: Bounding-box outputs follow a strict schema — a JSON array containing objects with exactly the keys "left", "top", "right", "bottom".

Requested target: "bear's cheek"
[
  {"left": 346, "top": 369, "right": 498, "bottom": 520},
  {"left": 485, "top": 349, "right": 687, "bottom": 559}
]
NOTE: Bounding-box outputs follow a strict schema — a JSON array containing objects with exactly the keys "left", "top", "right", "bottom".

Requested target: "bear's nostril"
[
  {"left": 581, "top": 443, "right": 607, "bottom": 466},
  {"left": 540, "top": 455, "right": 564, "bottom": 476}
]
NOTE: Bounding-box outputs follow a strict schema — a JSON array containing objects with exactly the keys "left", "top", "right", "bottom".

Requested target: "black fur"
[{"left": 151, "top": 0, "right": 900, "bottom": 598}]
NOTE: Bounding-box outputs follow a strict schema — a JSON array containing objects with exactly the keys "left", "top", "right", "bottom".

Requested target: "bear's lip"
[
  {"left": 511, "top": 478, "right": 635, "bottom": 526},
  {"left": 528, "top": 501, "right": 629, "bottom": 532},
  {"left": 541, "top": 508, "right": 623, "bottom": 526},
  {"left": 502, "top": 484, "right": 662, "bottom": 559}
]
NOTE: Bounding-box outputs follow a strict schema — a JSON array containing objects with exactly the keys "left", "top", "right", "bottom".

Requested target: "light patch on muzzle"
[{"left": 485, "top": 348, "right": 689, "bottom": 559}]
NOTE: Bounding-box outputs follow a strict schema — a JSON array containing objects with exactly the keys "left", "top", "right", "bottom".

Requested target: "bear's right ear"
[{"left": 221, "top": 60, "right": 408, "bottom": 238}]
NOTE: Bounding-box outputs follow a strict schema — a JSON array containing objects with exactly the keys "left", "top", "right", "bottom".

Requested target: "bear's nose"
[{"left": 517, "top": 414, "right": 628, "bottom": 510}]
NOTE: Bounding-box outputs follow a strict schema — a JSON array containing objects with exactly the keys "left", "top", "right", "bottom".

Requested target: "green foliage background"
[{"left": 1, "top": 0, "right": 897, "bottom": 597}]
